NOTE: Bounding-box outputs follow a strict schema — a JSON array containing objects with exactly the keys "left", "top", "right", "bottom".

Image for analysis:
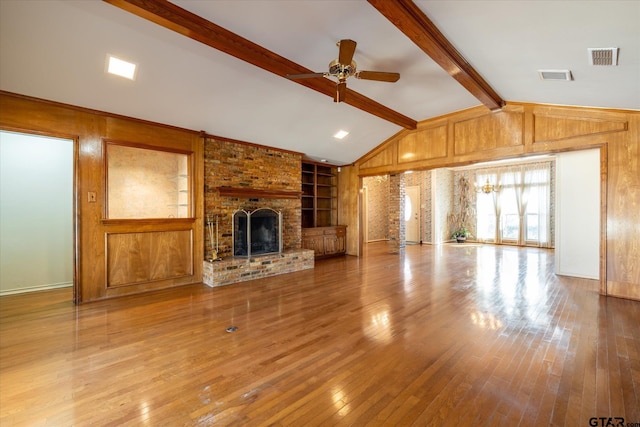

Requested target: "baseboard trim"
[{"left": 0, "top": 282, "right": 72, "bottom": 296}]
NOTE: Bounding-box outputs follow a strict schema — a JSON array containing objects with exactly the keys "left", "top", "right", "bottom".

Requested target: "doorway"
[
  {"left": 0, "top": 131, "right": 74, "bottom": 296},
  {"left": 405, "top": 186, "right": 420, "bottom": 243}
]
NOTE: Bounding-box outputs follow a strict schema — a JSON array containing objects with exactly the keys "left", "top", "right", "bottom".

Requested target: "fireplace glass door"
[{"left": 233, "top": 208, "right": 281, "bottom": 257}]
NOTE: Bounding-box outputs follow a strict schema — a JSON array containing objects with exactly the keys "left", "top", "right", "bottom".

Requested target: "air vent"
[
  {"left": 588, "top": 47, "right": 618, "bottom": 66},
  {"left": 538, "top": 70, "right": 573, "bottom": 81}
]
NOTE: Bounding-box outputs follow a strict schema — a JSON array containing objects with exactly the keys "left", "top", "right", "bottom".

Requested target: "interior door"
[{"left": 405, "top": 186, "right": 420, "bottom": 243}]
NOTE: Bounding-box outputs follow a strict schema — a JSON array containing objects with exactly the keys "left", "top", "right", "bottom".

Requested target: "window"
[
  {"left": 106, "top": 142, "right": 191, "bottom": 219},
  {"left": 475, "top": 162, "right": 551, "bottom": 247},
  {"left": 476, "top": 173, "right": 497, "bottom": 242}
]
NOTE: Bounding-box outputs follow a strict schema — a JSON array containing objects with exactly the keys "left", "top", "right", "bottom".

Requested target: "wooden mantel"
[{"left": 216, "top": 187, "right": 302, "bottom": 199}]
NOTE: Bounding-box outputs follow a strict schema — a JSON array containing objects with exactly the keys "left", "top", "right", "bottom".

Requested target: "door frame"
[{"left": 0, "top": 126, "right": 79, "bottom": 302}]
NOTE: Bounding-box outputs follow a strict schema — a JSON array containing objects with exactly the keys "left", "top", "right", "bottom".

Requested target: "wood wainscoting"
[
  {"left": 0, "top": 92, "right": 204, "bottom": 303},
  {"left": 1, "top": 242, "right": 638, "bottom": 425},
  {"left": 106, "top": 230, "right": 193, "bottom": 287}
]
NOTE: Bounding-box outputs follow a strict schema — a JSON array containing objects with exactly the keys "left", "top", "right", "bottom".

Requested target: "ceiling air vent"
[
  {"left": 588, "top": 47, "right": 619, "bottom": 66},
  {"left": 538, "top": 70, "right": 573, "bottom": 81}
]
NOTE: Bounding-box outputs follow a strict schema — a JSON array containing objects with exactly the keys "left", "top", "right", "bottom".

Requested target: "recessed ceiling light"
[
  {"left": 333, "top": 130, "right": 349, "bottom": 139},
  {"left": 538, "top": 69, "right": 572, "bottom": 81},
  {"left": 106, "top": 55, "right": 137, "bottom": 80},
  {"left": 320, "top": 159, "right": 327, "bottom": 162}
]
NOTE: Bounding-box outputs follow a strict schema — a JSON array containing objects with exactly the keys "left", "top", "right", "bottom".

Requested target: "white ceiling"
[{"left": 1, "top": 0, "right": 638, "bottom": 165}]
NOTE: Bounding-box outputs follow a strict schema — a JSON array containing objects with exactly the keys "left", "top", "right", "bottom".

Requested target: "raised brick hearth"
[{"left": 203, "top": 249, "right": 314, "bottom": 288}]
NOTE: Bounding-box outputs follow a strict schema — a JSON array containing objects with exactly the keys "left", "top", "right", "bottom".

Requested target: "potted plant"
[
  {"left": 452, "top": 226, "right": 471, "bottom": 243},
  {"left": 447, "top": 175, "right": 475, "bottom": 243}
]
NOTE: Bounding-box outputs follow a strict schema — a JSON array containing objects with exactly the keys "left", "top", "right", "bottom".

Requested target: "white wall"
[
  {"left": 0, "top": 131, "right": 73, "bottom": 295},
  {"left": 555, "top": 149, "right": 600, "bottom": 279}
]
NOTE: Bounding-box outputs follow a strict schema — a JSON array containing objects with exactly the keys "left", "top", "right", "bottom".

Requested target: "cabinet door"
[
  {"left": 334, "top": 226, "right": 347, "bottom": 254},
  {"left": 323, "top": 234, "right": 338, "bottom": 255},
  {"left": 335, "top": 234, "right": 346, "bottom": 254},
  {"left": 302, "top": 234, "right": 325, "bottom": 255}
]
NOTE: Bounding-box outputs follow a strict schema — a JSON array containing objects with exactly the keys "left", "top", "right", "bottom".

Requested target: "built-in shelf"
[
  {"left": 169, "top": 173, "right": 189, "bottom": 217},
  {"left": 301, "top": 161, "right": 337, "bottom": 228}
]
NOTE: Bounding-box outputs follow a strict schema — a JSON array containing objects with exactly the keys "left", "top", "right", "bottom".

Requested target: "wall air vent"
[
  {"left": 538, "top": 70, "right": 573, "bottom": 81},
  {"left": 588, "top": 47, "right": 619, "bottom": 66}
]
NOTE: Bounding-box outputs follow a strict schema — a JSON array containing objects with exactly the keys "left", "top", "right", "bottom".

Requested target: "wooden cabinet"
[
  {"left": 301, "top": 228, "right": 325, "bottom": 254},
  {"left": 302, "top": 226, "right": 346, "bottom": 258}
]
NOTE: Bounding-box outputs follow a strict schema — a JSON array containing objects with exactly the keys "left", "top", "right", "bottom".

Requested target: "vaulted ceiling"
[{"left": 1, "top": 0, "right": 638, "bottom": 165}]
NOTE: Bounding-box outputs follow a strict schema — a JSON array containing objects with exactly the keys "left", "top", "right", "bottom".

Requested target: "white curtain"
[
  {"left": 523, "top": 163, "right": 551, "bottom": 247},
  {"left": 499, "top": 167, "right": 521, "bottom": 244},
  {"left": 474, "top": 162, "right": 552, "bottom": 247},
  {"left": 474, "top": 170, "right": 498, "bottom": 242}
]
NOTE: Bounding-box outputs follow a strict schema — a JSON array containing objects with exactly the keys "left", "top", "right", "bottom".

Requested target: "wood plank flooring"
[{"left": 1, "top": 242, "right": 639, "bottom": 426}]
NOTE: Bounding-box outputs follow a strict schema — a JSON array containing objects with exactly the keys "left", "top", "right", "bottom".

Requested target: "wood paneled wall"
[
  {"left": 349, "top": 102, "right": 639, "bottom": 300},
  {"left": 0, "top": 92, "right": 204, "bottom": 303},
  {"left": 337, "top": 165, "right": 360, "bottom": 256},
  {"left": 106, "top": 230, "right": 192, "bottom": 287}
]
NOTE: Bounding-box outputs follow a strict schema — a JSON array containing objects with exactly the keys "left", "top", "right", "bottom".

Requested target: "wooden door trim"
[{"left": 0, "top": 127, "right": 80, "bottom": 303}]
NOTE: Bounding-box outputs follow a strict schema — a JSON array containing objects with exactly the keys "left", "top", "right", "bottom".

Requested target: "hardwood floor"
[{"left": 1, "top": 242, "right": 639, "bottom": 426}]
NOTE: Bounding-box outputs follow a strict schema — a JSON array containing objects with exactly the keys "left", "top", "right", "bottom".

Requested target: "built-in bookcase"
[{"left": 301, "top": 161, "right": 337, "bottom": 228}]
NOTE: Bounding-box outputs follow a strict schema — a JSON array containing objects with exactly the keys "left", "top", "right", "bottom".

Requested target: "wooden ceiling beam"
[
  {"left": 368, "top": 0, "right": 504, "bottom": 111},
  {"left": 103, "top": 0, "right": 417, "bottom": 130}
]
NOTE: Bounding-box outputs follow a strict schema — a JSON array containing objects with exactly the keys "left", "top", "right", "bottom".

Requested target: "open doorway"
[{"left": 0, "top": 131, "right": 74, "bottom": 296}]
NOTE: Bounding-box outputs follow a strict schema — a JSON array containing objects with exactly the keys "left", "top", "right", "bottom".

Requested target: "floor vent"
[
  {"left": 588, "top": 47, "right": 619, "bottom": 66},
  {"left": 538, "top": 69, "right": 573, "bottom": 81}
]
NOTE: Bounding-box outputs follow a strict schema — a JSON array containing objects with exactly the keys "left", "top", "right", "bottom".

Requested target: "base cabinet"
[{"left": 302, "top": 226, "right": 346, "bottom": 258}]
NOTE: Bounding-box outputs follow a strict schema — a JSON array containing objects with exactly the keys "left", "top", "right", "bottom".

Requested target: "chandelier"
[{"left": 475, "top": 178, "right": 500, "bottom": 194}]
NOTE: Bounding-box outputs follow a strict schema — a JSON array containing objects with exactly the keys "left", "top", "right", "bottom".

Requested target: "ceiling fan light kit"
[{"left": 286, "top": 39, "right": 400, "bottom": 103}]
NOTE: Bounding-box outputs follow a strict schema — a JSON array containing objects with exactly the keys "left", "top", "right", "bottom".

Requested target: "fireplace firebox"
[{"left": 232, "top": 208, "right": 282, "bottom": 257}]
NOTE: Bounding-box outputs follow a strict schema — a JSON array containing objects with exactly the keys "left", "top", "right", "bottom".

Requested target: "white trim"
[{"left": 0, "top": 282, "right": 72, "bottom": 296}]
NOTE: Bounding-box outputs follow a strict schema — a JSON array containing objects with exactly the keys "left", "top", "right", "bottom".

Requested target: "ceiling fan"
[{"left": 286, "top": 39, "right": 400, "bottom": 103}]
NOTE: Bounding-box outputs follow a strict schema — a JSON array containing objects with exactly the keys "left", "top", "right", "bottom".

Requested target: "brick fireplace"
[{"left": 203, "top": 135, "right": 313, "bottom": 287}]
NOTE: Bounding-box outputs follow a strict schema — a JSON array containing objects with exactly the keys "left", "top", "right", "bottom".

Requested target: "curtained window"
[{"left": 474, "top": 162, "right": 552, "bottom": 247}]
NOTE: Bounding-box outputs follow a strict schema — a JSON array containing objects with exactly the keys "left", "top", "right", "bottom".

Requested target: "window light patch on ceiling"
[
  {"left": 333, "top": 130, "right": 349, "bottom": 139},
  {"left": 588, "top": 47, "right": 618, "bottom": 66},
  {"left": 106, "top": 55, "right": 137, "bottom": 80},
  {"left": 538, "top": 70, "right": 572, "bottom": 81}
]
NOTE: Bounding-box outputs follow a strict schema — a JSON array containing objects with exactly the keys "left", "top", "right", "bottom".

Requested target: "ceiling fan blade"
[
  {"left": 338, "top": 39, "right": 357, "bottom": 65},
  {"left": 285, "top": 72, "right": 326, "bottom": 80},
  {"left": 355, "top": 71, "right": 400, "bottom": 82},
  {"left": 334, "top": 81, "right": 347, "bottom": 103}
]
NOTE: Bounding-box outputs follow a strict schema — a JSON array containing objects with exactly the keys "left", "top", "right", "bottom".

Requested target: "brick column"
[{"left": 388, "top": 173, "right": 406, "bottom": 254}]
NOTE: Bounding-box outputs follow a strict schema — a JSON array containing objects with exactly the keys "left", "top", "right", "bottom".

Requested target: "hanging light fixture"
[{"left": 475, "top": 178, "right": 500, "bottom": 194}]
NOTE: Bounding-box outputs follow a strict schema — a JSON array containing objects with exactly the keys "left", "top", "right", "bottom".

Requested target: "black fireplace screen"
[{"left": 233, "top": 208, "right": 282, "bottom": 257}]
